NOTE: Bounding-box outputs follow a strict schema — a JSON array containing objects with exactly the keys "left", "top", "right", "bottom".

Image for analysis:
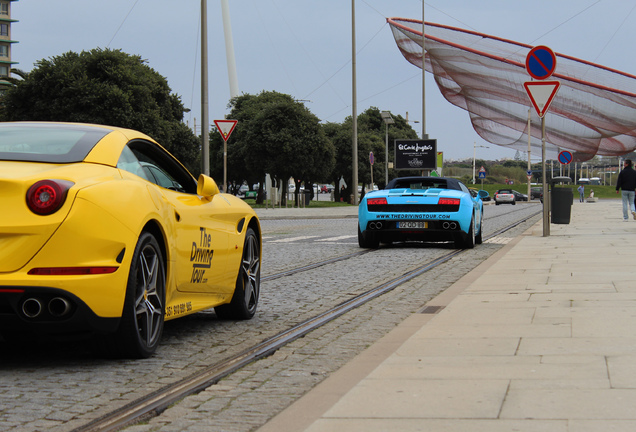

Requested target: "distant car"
[
  {"left": 512, "top": 190, "right": 528, "bottom": 201},
  {"left": 320, "top": 184, "right": 335, "bottom": 194},
  {"left": 530, "top": 187, "right": 543, "bottom": 200},
  {"left": 494, "top": 189, "right": 516, "bottom": 205},
  {"left": 0, "top": 122, "right": 261, "bottom": 358},
  {"left": 358, "top": 176, "right": 487, "bottom": 249}
]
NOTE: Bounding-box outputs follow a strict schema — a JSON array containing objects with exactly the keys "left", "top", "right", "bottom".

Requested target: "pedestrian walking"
[
  {"left": 616, "top": 159, "right": 636, "bottom": 220},
  {"left": 577, "top": 184, "right": 585, "bottom": 202}
]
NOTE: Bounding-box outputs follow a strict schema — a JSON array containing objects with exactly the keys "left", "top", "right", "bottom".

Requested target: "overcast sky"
[{"left": 9, "top": 0, "right": 636, "bottom": 161}]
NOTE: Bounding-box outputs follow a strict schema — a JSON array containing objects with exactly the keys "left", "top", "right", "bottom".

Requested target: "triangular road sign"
[
  {"left": 213, "top": 119, "right": 238, "bottom": 141},
  {"left": 524, "top": 81, "right": 560, "bottom": 118}
]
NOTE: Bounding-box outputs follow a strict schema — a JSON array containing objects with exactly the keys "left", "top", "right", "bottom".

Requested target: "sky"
[{"left": 8, "top": 0, "right": 636, "bottom": 162}]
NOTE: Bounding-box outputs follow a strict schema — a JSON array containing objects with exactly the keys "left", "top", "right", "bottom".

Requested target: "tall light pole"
[
  {"left": 201, "top": 0, "right": 210, "bottom": 176},
  {"left": 472, "top": 142, "right": 489, "bottom": 184},
  {"left": 380, "top": 111, "right": 394, "bottom": 185},
  {"left": 351, "top": 0, "right": 358, "bottom": 205}
]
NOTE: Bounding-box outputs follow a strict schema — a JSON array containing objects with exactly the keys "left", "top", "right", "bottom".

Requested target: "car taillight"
[
  {"left": 438, "top": 198, "right": 460, "bottom": 205},
  {"left": 367, "top": 198, "right": 387, "bottom": 206},
  {"left": 26, "top": 180, "right": 74, "bottom": 215},
  {"left": 28, "top": 267, "right": 118, "bottom": 276}
]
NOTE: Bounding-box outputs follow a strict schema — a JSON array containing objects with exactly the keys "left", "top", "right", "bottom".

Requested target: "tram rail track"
[{"left": 75, "top": 209, "right": 541, "bottom": 432}]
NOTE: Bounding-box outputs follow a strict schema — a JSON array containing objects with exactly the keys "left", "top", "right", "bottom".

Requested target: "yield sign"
[
  {"left": 213, "top": 119, "right": 238, "bottom": 141},
  {"left": 524, "top": 81, "right": 560, "bottom": 118}
]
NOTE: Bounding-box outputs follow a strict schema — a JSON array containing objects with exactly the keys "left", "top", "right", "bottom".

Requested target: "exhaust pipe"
[
  {"left": 49, "top": 297, "right": 72, "bottom": 317},
  {"left": 375, "top": 221, "right": 382, "bottom": 229},
  {"left": 22, "top": 298, "right": 43, "bottom": 318},
  {"left": 450, "top": 222, "right": 457, "bottom": 229},
  {"left": 443, "top": 222, "right": 450, "bottom": 229}
]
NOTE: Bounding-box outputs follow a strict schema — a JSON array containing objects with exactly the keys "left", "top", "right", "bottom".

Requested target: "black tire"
[
  {"left": 358, "top": 225, "right": 379, "bottom": 249},
  {"left": 215, "top": 227, "right": 260, "bottom": 320},
  {"left": 512, "top": 201, "right": 516, "bottom": 205},
  {"left": 106, "top": 232, "right": 165, "bottom": 359},
  {"left": 475, "top": 212, "right": 483, "bottom": 245},
  {"left": 456, "top": 217, "right": 475, "bottom": 249}
]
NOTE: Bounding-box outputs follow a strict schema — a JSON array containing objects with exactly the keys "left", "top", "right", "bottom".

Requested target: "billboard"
[{"left": 394, "top": 139, "right": 437, "bottom": 171}]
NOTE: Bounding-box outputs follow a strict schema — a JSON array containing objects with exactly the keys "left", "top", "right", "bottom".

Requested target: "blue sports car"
[{"left": 358, "top": 176, "right": 488, "bottom": 249}]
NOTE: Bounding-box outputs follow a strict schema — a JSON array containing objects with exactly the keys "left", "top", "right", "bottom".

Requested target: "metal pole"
[
  {"left": 352, "top": 0, "right": 358, "bottom": 205},
  {"left": 220, "top": 0, "right": 239, "bottom": 99},
  {"left": 385, "top": 123, "right": 389, "bottom": 185},
  {"left": 472, "top": 141, "right": 476, "bottom": 184},
  {"left": 421, "top": 2, "right": 426, "bottom": 138},
  {"left": 201, "top": 0, "right": 210, "bottom": 177},
  {"left": 527, "top": 108, "right": 531, "bottom": 201},
  {"left": 542, "top": 116, "right": 549, "bottom": 236}
]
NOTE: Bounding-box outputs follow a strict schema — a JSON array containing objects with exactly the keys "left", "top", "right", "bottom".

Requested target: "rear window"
[
  {"left": 392, "top": 180, "right": 448, "bottom": 190},
  {"left": 0, "top": 123, "right": 111, "bottom": 163},
  {"left": 497, "top": 189, "right": 513, "bottom": 194}
]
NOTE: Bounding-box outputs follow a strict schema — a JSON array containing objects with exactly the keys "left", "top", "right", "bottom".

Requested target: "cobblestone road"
[{"left": 0, "top": 203, "right": 541, "bottom": 432}]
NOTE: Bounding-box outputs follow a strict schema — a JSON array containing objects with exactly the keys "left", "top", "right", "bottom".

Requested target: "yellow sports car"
[{"left": 0, "top": 122, "right": 261, "bottom": 358}]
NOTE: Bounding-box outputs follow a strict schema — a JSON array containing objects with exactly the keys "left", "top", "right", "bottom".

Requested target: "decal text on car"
[
  {"left": 166, "top": 301, "right": 193, "bottom": 318},
  {"left": 190, "top": 227, "right": 214, "bottom": 283},
  {"left": 376, "top": 214, "right": 450, "bottom": 220}
]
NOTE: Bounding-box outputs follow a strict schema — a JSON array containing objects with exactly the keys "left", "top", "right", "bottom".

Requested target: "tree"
[
  {"left": 0, "top": 48, "right": 200, "bottom": 173},
  {"left": 224, "top": 91, "right": 335, "bottom": 205},
  {"left": 324, "top": 107, "right": 419, "bottom": 203}
]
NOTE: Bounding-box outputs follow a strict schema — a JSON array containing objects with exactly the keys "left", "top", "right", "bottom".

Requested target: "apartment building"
[{"left": 0, "top": 0, "right": 18, "bottom": 93}]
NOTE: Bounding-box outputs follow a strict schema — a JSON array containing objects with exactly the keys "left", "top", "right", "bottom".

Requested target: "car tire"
[
  {"left": 105, "top": 231, "right": 165, "bottom": 359},
  {"left": 512, "top": 201, "right": 516, "bottom": 205},
  {"left": 475, "top": 212, "right": 483, "bottom": 245},
  {"left": 215, "top": 227, "right": 260, "bottom": 320},
  {"left": 358, "top": 225, "right": 379, "bottom": 249},
  {"left": 456, "top": 217, "right": 475, "bottom": 249},
  {"left": 495, "top": 202, "right": 500, "bottom": 205}
]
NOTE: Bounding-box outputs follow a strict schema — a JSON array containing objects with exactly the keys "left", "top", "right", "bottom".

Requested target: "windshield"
[{"left": 0, "top": 123, "right": 111, "bottom": 163}]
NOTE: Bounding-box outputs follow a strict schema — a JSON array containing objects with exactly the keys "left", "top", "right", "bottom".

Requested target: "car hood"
[{"left": 0, "top": 161, "right": 118, "bottom": 273}]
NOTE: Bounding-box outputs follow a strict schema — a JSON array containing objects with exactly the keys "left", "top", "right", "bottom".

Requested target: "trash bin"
[
  {"left": 303, "top": 190, "right": 311, "bottom": 205},
  {"left": 550, "top": 176, "right": 573, "bottom": 224}
]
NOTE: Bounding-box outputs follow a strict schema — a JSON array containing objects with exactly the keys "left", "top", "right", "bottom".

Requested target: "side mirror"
[
  {"left": 478, "top": 190, "right": 489, "bottom": 199},
  {"left": 197, "top": 174, "right": 220, "bottom": 199}
]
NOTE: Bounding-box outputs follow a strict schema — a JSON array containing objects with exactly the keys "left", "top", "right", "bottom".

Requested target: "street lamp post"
[
  {"left": 472, "top": 142, "right": 489, "bottom": 184},
  {"left": 380, "top": 111, "right": 394, "bottom": 185}
]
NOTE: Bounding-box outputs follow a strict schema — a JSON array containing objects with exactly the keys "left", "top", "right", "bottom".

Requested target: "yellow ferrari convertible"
[{"left": 0, "top": 122, "right": 261, "bottom": 358}]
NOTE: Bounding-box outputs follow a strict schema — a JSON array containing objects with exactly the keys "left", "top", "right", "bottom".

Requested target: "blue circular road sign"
[
  {"left": 558, "top": 150, "right": 573, "bottom": 165},
  {"left": 526, "top": 46, "right": 557, "bottom": 80}
]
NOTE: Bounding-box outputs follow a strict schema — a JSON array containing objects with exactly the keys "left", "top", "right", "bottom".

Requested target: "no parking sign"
[{"left": 558, "top": 150, "right": 573, "bottom": 165}]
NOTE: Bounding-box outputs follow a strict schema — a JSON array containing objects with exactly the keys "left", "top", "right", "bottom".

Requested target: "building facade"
[{"left": 0, "top": 0, "right": 18, "bottom": 94}]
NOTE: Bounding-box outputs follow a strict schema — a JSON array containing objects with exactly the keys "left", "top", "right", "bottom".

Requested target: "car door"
[{"left": 121, "top": 140, "right": 232, "bottom": 295}]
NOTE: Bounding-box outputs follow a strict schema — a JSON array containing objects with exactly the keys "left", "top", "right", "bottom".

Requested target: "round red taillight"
[{"left": 26, "top": 180, "right": 73, "bottom": 215}]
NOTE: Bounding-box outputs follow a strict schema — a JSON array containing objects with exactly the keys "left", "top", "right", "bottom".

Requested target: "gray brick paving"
[{"left": 0, "top": 204, "right": 540, "bottom": 432}]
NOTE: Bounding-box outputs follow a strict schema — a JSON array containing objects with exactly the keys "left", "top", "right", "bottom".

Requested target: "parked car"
[
  {"left": 494, "top": 189, "right": 516, "bottom": 205},
  {"left": 0, "top": 122, "right": 261, "bottom": 358},
  {"left": 530, "top": 187, "right": 543, "bottom": 200},
  {"left": 358, "top": 176, "right": 487, "bottom": 249},
  {"left": 512, "top": 190, "right": 528, "bottom": 201}
]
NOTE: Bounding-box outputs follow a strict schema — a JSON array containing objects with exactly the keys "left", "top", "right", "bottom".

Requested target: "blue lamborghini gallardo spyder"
[{"left": 358, "top": 176, "right": 489, "bottom": 249}]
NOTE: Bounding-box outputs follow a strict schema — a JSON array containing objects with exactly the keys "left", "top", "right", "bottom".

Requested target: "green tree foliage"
[
  {"left": 324, "top": 107, "right": 419, "bottom": 202},
  {"left": 222, "top": 91, "right": 335, "bottom": 204},
  {"left": 0, "top": 48, "right": 200, "bottom": 173}
]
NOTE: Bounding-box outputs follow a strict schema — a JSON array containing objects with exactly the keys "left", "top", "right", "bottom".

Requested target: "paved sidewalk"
[{"left": 259, "top": 199, "right": 636, "bottom": 432}]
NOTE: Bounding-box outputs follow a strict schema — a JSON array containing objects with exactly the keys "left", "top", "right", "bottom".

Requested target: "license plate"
[{"left": 397, "top": 221, "right": 427, "bottom": 229}]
